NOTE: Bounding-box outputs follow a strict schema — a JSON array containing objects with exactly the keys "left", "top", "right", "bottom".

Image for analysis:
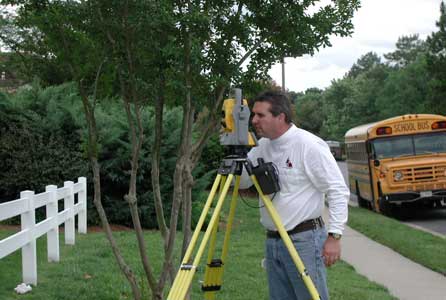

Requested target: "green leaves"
[
  {"left": 384, "top": 34, "right": 426, "bottom": 68},
  {"left": 425, "top": 1, "right": 446, "bottom": 114},
  {"left": 1, "top": 0, "right": 362, "bottom": 115}
]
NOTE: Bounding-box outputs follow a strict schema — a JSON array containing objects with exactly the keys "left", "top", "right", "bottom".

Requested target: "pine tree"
[{"left": 426, "top": 1, "right": 446, "bottom": 114}]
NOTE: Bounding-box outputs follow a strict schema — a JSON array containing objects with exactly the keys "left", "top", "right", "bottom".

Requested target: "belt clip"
[{"left": 313, "top": 217, "right": 322, "bottom": 228}]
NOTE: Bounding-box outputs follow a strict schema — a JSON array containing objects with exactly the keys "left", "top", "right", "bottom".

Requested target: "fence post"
[
  {"left": 20, "top": 190, "right": 37, "bottom": 285},
  {"left": 45, "top": 185, "right": 59, "bottom": 262},
  {"left": 78, "top": 177, "right": 87, "bottom": 234},
  {"left": 63, "top": 181, "right": 75, "bottom": 245}
]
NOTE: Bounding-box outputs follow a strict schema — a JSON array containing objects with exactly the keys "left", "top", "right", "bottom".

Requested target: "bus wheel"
[
  {"left": 378, "top": 197, "right": 393, "bottom": 216},
  {"left": 394, "top": 205, "right": 410, "bottom": 220},
  {"left": 355, "top": 182, "right": 370, "bottom": 209}
]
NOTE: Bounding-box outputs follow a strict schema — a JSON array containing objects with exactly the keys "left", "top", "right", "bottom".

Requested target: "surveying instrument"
[{"left": 167, "top": 89, "right": 321, "bottom": 300}]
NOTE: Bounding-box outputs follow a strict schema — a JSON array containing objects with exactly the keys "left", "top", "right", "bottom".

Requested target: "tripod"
[{"left": 167, "top": 154, "right": 321, "bottom": 300}]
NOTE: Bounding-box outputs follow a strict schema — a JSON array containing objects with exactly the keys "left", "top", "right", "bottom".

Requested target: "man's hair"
[{"left": 252, "top": 90, "right": 293, "bottom": 124}]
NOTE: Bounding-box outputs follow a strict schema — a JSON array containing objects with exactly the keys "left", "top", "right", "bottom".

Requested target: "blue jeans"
[{"left": 265, "top": 227, "right": 329, "bottom": 300}]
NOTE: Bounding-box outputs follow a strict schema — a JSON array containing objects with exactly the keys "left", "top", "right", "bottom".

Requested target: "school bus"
[
  {"left": 325, "top": 140, "right": 343, "bottom": 160},
  {"left": 344, "top": 114, "right": 446, "bottom": 215}
]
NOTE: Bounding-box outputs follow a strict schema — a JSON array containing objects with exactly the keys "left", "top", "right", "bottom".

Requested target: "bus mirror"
[{"left": 374, "top": 160, "right": 380, "bottom": 167}]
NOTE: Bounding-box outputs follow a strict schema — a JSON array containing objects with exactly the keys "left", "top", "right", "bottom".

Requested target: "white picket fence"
[{"left": 0, "top": 177, "right": 87, "bottom": 286}]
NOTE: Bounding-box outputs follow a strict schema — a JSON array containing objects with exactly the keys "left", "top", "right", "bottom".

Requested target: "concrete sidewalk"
[
  {"left": 333, "top": 162, "right": 445, "bottom": 299},
  {"left": 340, "top": 224, "right": 446, "bottom": 300}
]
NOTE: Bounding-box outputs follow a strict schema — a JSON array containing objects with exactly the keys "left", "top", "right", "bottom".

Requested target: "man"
[{"left": 241, "top": 90, "right": 349, "bottom": 300}]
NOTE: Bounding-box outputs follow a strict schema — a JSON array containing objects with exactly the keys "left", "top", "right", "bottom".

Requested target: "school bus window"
[
  {"left": 372, "top": 136, "right": 413, "bottom": 159},
  {"left": 392, "top": 137, "right": 413, "bottom": 157},
  {"left": 372, "top": 132, "right": 446, "bottom": 159},
  {"left": 360, "top": 143, "right": 367, "bottom": 161},
  {"left": 346, "top": 142, "right": 366, "bottom": 161},
  {"left": 346, "top": 144, "right": 353, "bottom": 158},
  {"left": 413, "top": 132, "right": 446, "bottom": 154}
]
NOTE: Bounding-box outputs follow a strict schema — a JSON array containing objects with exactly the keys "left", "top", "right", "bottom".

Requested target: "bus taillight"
[
  {"left": 431, "top": 121, "right": 446, "bottom": 130},
  {"left": 376, "top": 127, "right": 392, "bottom": 135}
]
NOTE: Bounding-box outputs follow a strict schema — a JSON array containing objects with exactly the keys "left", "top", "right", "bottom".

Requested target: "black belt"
[{"left": 266, "top": 217, "right": 324, "bottom": 239}]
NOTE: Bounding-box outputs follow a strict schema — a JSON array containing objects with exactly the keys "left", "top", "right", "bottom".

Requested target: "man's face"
[{"left": 251, "top": 101, "right": 283, "bottom": 139}]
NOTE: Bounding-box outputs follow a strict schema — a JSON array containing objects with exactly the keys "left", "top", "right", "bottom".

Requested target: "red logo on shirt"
[{"left": 286, "top": 158, "right": 293, "bottom": 168}]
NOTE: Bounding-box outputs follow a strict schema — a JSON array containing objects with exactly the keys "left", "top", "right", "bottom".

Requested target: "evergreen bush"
[
  {"left": 0, "top": 83, "right": 219, "bottom": 229},
  {"left": 0, "top": 85, "right": 88, "bottom": 202}
]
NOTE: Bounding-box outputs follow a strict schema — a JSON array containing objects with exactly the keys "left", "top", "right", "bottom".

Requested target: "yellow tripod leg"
[
  {"left": 202, "top": 222, "right": 220, "bottom": 299},
  {"left": 250, "top": 175, "right": 321, "bottom": 300},
  {"left": 183, "top": 174, "right": 222, "bottom": 263},
  {"left": 167, "top": 174, "right": 221, "bottom": 300},
  {"left": 202, "top": 176, "right": 241, "bottom": 299},
  {"left": 192, "top": 173, "right": 234, "bottom": 268},
  {"left": 221, "top": 175, "right": 240, "bottom": 265},
  {"left": 202, "top": 177, "right": 225, "bottom": 298},
  {"left": 167, "top": 174, "right": 235, "bottom": 300}
]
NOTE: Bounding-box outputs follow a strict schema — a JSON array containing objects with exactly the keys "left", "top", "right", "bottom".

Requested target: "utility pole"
[{"left": 281, "top": 57, "right": 285, "bottom": 92}]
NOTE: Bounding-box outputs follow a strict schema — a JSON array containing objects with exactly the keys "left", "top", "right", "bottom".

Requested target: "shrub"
[
  {"left": 0, "top": 86, "right": 88, "bottom": 203},
  {"left": 0, "top": 83, "right": 216, "bottom": 229}
]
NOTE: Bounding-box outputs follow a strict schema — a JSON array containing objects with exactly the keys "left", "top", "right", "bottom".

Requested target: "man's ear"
[{"left": 279, "top": 112, "right": 286, "bottom": 122}]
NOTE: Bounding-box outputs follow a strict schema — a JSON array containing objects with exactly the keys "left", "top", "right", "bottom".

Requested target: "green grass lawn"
[
  {"left": 347, "top": 206, "right": 446, "bottom": 275},
  {"left": 0, "top": 200, "right": 395, "bottom": 300}
]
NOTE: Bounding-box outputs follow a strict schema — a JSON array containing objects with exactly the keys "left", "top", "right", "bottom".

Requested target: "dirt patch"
[
  {"left": 0, "top": 224, "right": 135, "bottom": 233},
  {"left": 88, "top": 224, "right": 134, "bottom": 232},
  {"left": 0, "top": 224, "right": 20, "bottom": 232}
]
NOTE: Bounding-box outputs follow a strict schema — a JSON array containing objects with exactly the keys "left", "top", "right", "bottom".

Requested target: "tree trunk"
[
  {"left": 181, "top": 158, "right": 194, "bottom": 258},
  {"left": 152, "top": 77, "right": 169, "bottom": 244},
  {"left": 120, "top": 87, "right": 157, "bottom": 294},
  {"left": 158, "top": 76, "right": 195, "bottom": 293},
  {"left": 78, "top": 83, "right": 142, "bottom": 300},
  {"left": 159, "top": 156, "right": 185, "bottom": 284},
  {"left": 92, "top": 159, "right": 142, "bottom": 300}
]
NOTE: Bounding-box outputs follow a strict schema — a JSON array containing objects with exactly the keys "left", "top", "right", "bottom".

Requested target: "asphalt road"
[{"left": 336, "top": 161, "right": 446, "bottom": 237}]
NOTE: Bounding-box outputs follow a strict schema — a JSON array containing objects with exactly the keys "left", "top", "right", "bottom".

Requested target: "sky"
[{"left": 269, "top": 0, "right": 444, "bottom": 93}]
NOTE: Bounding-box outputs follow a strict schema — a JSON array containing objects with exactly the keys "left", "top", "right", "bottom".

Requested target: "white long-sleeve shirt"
[{"left": 241, "top": 124, "right": 349, "bottom": 234}]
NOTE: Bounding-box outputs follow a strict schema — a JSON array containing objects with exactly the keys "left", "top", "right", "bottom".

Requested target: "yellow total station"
[{"left": 220, "top": 88, "right": 257, "bottom": 148}]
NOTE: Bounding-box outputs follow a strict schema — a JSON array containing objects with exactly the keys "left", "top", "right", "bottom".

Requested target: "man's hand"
[{"left": 322, "top": 236, "right": 341, "bottom": 267}]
